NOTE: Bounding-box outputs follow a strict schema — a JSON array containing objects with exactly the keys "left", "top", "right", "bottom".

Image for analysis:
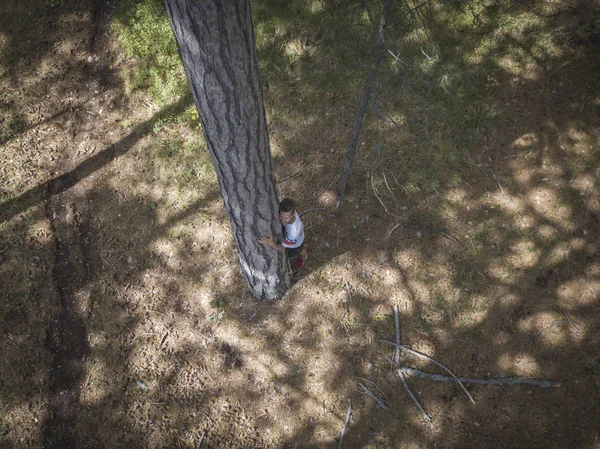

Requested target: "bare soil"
[{"left": 1, "top": 1, "right": 600, "bottom": 448}]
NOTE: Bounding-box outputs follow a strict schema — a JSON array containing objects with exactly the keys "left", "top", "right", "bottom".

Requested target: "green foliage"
[
  {"left": 206, "top": 311, "right": 224, "bottom": 323},
  {"left": 112, "top": 0, "right": 187, "bottom": 107},
  {"left": 109, "top": 0, "right": 591, "bottom": 198}
]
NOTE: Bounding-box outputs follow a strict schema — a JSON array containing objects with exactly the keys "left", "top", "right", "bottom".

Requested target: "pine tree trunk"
[{"left": 164, "top": 0, "right": 286, "bottom": 300}]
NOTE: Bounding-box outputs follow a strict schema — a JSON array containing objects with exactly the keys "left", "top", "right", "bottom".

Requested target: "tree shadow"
[{"left": 1, "top": 0, "right": 600, "bottom": 448}]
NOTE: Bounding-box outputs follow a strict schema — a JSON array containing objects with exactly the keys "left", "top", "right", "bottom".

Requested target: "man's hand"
[
  {"left": 259, "top": 236, "right": 275, "bottom": 248},
  {"left": 259, "top": 236, "right": 285, "bottom": 252}
]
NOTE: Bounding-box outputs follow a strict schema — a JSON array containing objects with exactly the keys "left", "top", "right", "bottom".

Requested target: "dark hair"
[{"left": 279, "top": 198, "right": 296, "bottom": 213}]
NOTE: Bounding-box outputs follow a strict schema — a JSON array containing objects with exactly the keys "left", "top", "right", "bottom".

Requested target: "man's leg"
[{"left": 286, "top": 246, "right": 302, "bottom": 275}]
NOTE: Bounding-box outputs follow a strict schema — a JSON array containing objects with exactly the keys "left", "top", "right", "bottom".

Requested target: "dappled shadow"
[
  {"left": 0, "top": 93, "right": 193, "bottom": 224},
  {"left": 1, "top": 0, "right": 600, "bottom": 448}
]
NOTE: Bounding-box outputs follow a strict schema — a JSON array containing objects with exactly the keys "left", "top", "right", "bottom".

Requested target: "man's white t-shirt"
[{"left": 282, "top": 212, "right": 304, "bottom": 249}]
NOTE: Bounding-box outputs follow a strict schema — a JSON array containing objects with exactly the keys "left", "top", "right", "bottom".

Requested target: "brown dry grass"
[{"left": 2, "top": 0, "right": 600, "bottom": 448}]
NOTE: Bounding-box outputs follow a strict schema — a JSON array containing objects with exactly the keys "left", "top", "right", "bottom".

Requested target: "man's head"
[{"left": 279, "top": 198, "right": 296, "bottom": 225}]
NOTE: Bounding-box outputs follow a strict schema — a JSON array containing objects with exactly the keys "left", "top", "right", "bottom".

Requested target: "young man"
[{"left": 259, "top": 198, "right": 307, "bottom": 274}]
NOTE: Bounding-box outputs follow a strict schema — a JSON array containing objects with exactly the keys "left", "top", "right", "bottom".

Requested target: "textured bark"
[{"left": 165, "top": 0, "right": 286, "bottom": 299}]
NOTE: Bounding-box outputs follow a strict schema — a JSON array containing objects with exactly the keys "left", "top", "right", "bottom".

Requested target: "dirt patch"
[{"left": 1, "top": 0, "right": 600, "bottom": 448}]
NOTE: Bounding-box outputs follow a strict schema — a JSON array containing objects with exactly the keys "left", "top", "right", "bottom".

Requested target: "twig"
[
  {"left": 196, "top": 429, "right": 207, "bottom": 449},
  {"left": 388, "top": 222, "right": 465, "bottom": 251},
  {"left": 301, "top": 157, "right": 339, "bottom": 200},
  {"left": 391, "top": 304, "right": 431, "bottom": 421},
  {"left": 345, "top": 281, "right": 353, "bottom": 302},
  {"left": 49, "top": 42, "right": 65, "bottom": 54},
  {"left": 278, "top": 161, "right": 307, "bottom": 183},
  {"left": 338, "top": 400, "right": 352, "bottom": 449},
  {"left": 299, "top": 208, "right": 329, "bottom": 218},
  {"left": 381, "top": 340, "right": 475, "bottom": 404},
  {"left": 357, "top": 383, "right": 388, "bottom": 410},
  {"left": 399, "top": 367, "right": 560, "bottom": 388},
  {"left": 133, "top": 331, "right": 161, "bottom": 341},
  {"left": 491, "top": 172, "right": 505, "bottom": 194},
  {"left": 371, "top": 174, "right": 398, "bottom": 218},
  {"left": 352, "top": 377, "right": 386, "bottom": 397},
  {"left": 383, "top": 172, "right": 400, "bottom": 208},
  {"left": 199, "top": 411, "right": 214, "bottom": 425},
  {"left": 564, "top": 313, "right": 584, "bottom": 333},
  {"left": 387, "top": 48, "right": 407, "bottom": 67},
  {"left": 397, "top": 370, "right": 431, "bottom": 422},
  {"left": 393, "top": 305, "right": 401, "bottom": 366},
  {"left": 160, "top": 329, "right": 170, "bottom": 347},
  {"left": 366, "top": 262, "right": 388, "bottom": 276}
]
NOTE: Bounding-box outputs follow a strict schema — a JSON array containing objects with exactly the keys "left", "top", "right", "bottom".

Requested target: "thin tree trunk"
[
  {"left": 336, "top": 0, "right": 393, "bottom": 214},
  {"left": 165, "top": 0, "right": 286, "bottom": 299}
]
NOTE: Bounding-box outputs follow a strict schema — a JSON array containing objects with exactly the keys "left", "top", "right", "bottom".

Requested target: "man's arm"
[{"left": 259, "top": 236, "right": 285, "bottom": 252}]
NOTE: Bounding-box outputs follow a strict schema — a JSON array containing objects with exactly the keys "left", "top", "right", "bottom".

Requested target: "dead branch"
[
  {"left": 352, "top": 376, "right": 386, "bottom": 397},
  {"left": 358, "top": 383, "right": 388, "bottom": 410},
  {"left": 345, "top": 281, "right": 353, "bottom": 302},
  {"left": 336, "top": 0, "right": 394, "bottom": 214},
  {"left": 381, "top": 339, "right": 475, "bottom": 404},
  {"left": 397, "top": 369, "right": 432, "bottom": 422},
  {"left": 399, "top": 367, "right": 560, "bottom": 388},
  {"left": 388, "top": 222, "right": 466, "bottom": 251},
  {"left": 196, "top": 429, "right": 207, "bottom": 449},
  {"left": 299, "top": 208, "right": 330, "bottom": 218},
  {"left": 564, "top": 313, "right": 584, "bottom": 333},
  {"left": 338, "top": 400, "right": 353, "bottom": 449},
  {"left": 491, "top": 172, "right": 505, "bottom": 194},
  {"left": 393, "top": 305, "right": 401, "bottom": 366},
  {"left": 391, "top": 304, "right": 431, "bottom": 421},
  {"left": 278, "top": 161, "right": 307, "bottom": 183},
  {"left": 383, "top": 172, "right": 401, "bottom": 208},
  {"left": 371, "top": 174, "right": 399, "bottom": 218},
  {"left": 301, "top": 157, "right": 339, "bottom": 201}
]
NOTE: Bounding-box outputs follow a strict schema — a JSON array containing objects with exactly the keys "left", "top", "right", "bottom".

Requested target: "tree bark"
[{"left": 164, "top": 0, "right": 286, "bottom": 299}]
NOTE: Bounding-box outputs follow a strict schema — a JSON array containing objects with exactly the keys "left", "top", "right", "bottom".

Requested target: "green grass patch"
[
  {"left": 150, "top": 129, "right": 214, "bottom": 187},
  {"left": 112, "top": 0, "right": 187, "bottom": 107}
]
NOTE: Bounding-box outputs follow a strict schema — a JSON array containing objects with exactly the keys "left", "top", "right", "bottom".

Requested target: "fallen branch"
[
  {"left": 388, "top": 222, "right": 465, "bottom": 251},
  {"left": 564, "top": 313, "right": 584, "bottom": 333},
  {"left": 299, "top": 208, "right": 330, "bottom": 218},
  {"left": 278, "top": 161, "right": 307, "bottom": 183},
  {"left": 397, "top": 370, "right": 431, "bottom": 422},
  {"left": 381, "top": 339, "right": 475, "bottom": 404},
  {"left": 301, "top": 157, "right": 339, "bottom": 201},
  {"left": 383, "top": 172, "right": 401, "bottom": 208},
  {"left": 393, "top": 305, "right": 401, "bottom": 366},
  {"left": 366, "top": 262, "right": 389, "bottom": 276},
  {"left": 196, "top": 429, "right": 207, "bottom": 449},
  {"left": 336, "top": 0, "right": 394, "bottom": 213},
  {"left": 371, "top": 174, "right": 399, "bottom": 218},
  {"left": 338, "top": 400, "right": 352, "bottom": 449},
  {"left": 399, "top": 367, "right": 560, "bottom": 388},
  {"left": 352, "top": 376, "right": 386, "bottom": 397},
  {"left": 391, "top": 304, "right": 431, "bottom": 421},
  {"left": 358, "top": 383, "right": 388, "bottom": 410}
]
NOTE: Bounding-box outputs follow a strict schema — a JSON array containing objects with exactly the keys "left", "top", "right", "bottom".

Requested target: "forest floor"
[{"left": 1, "top": 0, "right": 600, "bottom": 448}]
